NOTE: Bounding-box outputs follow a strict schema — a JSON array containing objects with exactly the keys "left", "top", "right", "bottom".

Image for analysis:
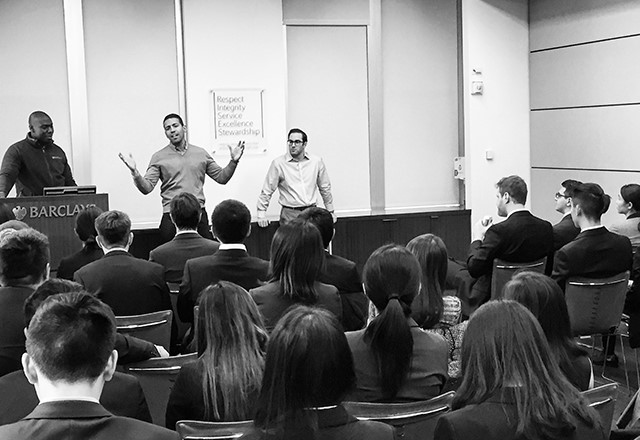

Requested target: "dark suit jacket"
[
  {"left": 0, "top": 286, "right": 34, "bottom": 377},
  {"left": 0, "top": 371, "right": 151, "bottom": 425},
  {"left": 250, "top": 281, "right": 342, "bottom": 332},
  {"left": 319, "top": 252, "right": 368, "bottom": 331},
  {"left": 149, "top": 232, "right": 219, "bottom": 285},
  {"left": 56, "top": 242, "right": 103, "bottom": 280},
  {"left": 553, "top": 214, "right": 581, "bottom": 251},
  {"left": 74, "top": 250, "right": 172, "bottom": 317},
  {"left": 434, "top": 390, "right": 606, "bottom": 440},
  {"left": 178, "top": 248, "right": 270, "bottom": 323},
  {"left": 552, "top": 226, "right": 633, "bottom": 291},
  {"left": 625, "top": 250, "right": 640, "bottom": 348},
  {"left": 466, "top": 211, "right": 553, "bottom": 305},
  {"left": 0, "top": 400, "right": 178, "bottom": 439}
]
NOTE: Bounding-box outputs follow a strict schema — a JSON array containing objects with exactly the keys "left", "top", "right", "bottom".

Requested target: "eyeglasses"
[
  {"left": 287, "top": 140, "right": 304, "bottom": 146},
  {"left": 555, "top": 192, "right": 567, "bottom": 200}
]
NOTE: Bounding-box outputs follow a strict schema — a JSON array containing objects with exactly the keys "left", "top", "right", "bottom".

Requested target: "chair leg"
[{"left": 619, "top": 334, "right": 630, "bottom": 392}]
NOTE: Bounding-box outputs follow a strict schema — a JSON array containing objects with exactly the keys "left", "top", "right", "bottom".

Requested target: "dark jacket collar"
[
  {"left": 24, "top": 400, "right": 112, "bottom": 420},
  {"left": 577, "top": 226, "right": 608, "bottom": 238},
  {"left": 102, "top": 250, "right": 133, "bottom": 258}
]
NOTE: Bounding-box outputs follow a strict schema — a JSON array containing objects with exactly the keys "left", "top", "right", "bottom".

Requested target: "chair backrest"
[
  {"left": 124, "top": 352, "right": 197, "bottom": 426},
  {"left": 490, "top": 257, "right": 547, "bottom": 300},
  {"left": 582, "top": 382, "right": 617, "bottom": 435},
  {"left": 116, "top": 309, "right": 173, "bottom": 348},
  {"left": 343, "top": 391, "right": 455, "bottom": 440},
  {"left": 565, "top": 272, "right": 630, "bottom": 336},
  {"left": 176, "top": 420, "right": 255, "bottom": 440}
]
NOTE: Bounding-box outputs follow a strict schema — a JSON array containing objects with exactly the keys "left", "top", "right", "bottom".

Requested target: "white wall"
[{"left": 462, "top": 0, "right": 531, "bottom": 227}]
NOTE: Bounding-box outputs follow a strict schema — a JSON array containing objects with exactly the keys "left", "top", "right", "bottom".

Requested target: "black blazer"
[
  {"left": 552, "top": 227, "right": 632, "bottom": 291},
  {"left": 178, "top": 248, "right": 269, "bottom": 323},
  {"left": 0, "top": 370, "right": 152, "bottom": 425},
  {"left": 0, "top": 286, "right": 34, "bottom": 377},
  {"left": 149, "top": 232, "right": 219, "bottom": 285},
  {"left": 74, "top": 250, "right": 172, "bottom": 316},
  {"left": 434, "top": 390, "right": 606, "bottom": 440},
  {"left": 553, "top": 214, "right": 580, "bottom": 251},
  {"left": 319, "top": 252, "right": 368, "bottom": 331},
  {"left": 56, "top": 242, "right": 103, "bottom": 280},
  {"left": 0, "top": 400, "right": 178, "bottom": 440}
]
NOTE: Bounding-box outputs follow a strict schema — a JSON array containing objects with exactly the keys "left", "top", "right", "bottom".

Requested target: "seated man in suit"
[
  {"left": 552, "top": 183, "right": 633, "bottom": 367},
  {"left": 0, "top": 292, "right": 177, "bottom": 439},
  {"left": 74, "top": 210, "right": 175, "bottom": 351},
  {"left": 0, "top": 228, "right": 49, "bottom": 377},
  {"left": 178, "top": 199, "right": 269, "bottom": 323},
  {"left": 552, "top": 179, "right": 582, "bottom": 250},
  {"left": 463, "top": 175, "right": 553, "bottom": 315},
  {"left": 0, "top": 279, "right": 152, "bottom": 425},
  {"left": 149, "top": 192, "right": 220, "bottom": 286},
  {"left": 299, "top": 207, "right": 367, "bottom": 330}
]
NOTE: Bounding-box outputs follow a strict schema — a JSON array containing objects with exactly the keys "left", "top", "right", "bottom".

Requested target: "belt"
[{"left": 282, "top": 204, "right": 316, "bottom": 211}]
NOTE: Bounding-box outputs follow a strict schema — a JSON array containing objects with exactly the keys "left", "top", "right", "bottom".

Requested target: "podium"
[{"left": 0, "top": 194, "right": 109, "bottom": 271}]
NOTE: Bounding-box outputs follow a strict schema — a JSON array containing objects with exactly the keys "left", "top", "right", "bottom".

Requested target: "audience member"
[
  {"left": 0, "top": 293, "right": 177, "bottom": 439},
  {"left": 166, "top": 282, "right": 267, "bottom": 429},
  {"left": 149, "top": 192, "right": 219, "bottom": 286},
  {"left": 407, "top": 234, "right": 467, "bottom": 380},
  {"left": 552, "top": 183, "right": 633, "bottom": 367},
  {"left": 503, "top": 271, "right": 592, "bottom": 391},
  {"left": 252, "top": 306, "right": 395, "bottom": 440},
  {"left": 57, "top": 206, "right": 104, "bottom": 280},
  {"left": 552, "top": 179, "right": 582, "bottom": 250},
  {"left": 462, "top": 175, "right": 553, "bottom": 315},
  {"left": 250, "top": 219, "right": 341, "bottom": 332},
  {"left": 0, "top": 228, "right": 49, "bottom": 377},
  {"left": 434, "top": 300, "right": 604, "bottom": 440},
  {"left": 610, "top": 183, "right": 640, "bottom": 249},
  {"left": 625, "top": 221, "right": 640, "bottom": 348},
  {"left": 0, "top": 279, "right": 152, "bottom": 424},
  {"left": 178, "top": 199, "right": 269, "bottom": 324},
  {"left": 346, "top": 244, "right": 448, "bottom": 402},
  {"left": 299, "top": 206, "right": 367, "bottom": 330}
]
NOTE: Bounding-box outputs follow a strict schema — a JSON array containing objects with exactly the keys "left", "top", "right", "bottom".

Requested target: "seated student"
[
  {"left": 251, "top": 306, "right": 395, "bottom": 440},
  {"left": 178, "top": 199, "right": 269, "bottom": 324},
  {"left": 434, "top": 301, "right": 605, "bottom": 440},
  {"left": 0, "top": 279, "right": 152, "bottom": 425},
  {"left": 503, "top": 271, "right": 592, "bottom": 391},
  {"left": 250, "top": 219, "right": 341, "bottom": 332},
  {"left": 57, "top": 206, "right": 104, "bottom": 280},
  {"left": 299, "top": 207, "right": 368, "bottom": 331},
  {"left": 0, "top": 228, "right": 49, "bottom": 377},
  {"left": 407, "top": 234, "right": 467, "bottom": 381},
  {"left": 166, "top": 281, "right": 267, "bottom": 429},
  {"left": 610, "top": 183, "right": 640, "bottom": 250},
  {"left": 149, "top": 192, "right": 219, "bottom": 285},
  {"left": 346, "top": 244, "right": 448, "bottom": 402},
  {"left": 0, "top": 292, "right": 177, "bottom": 439}
]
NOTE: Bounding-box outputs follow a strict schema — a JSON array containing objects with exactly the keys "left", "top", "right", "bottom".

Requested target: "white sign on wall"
[{"left": 211, "top": 89, "right": 265, "bottom": 154}]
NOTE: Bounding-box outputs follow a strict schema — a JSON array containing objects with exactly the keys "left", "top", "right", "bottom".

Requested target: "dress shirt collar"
[
  {"left": 285, "top": 151, "right": 310, "bottom": 162},
  {"left": 581, "top": 224, "right": 605, "bottom": 233},
  {"left": 103, "top": 246, "right": 129, "bottom": 255},
  {"left": 506, "top": 208, "right": 528, "bottom": 218},
  {"left": 175, "top": 229, "right": 199, "bottom": 236},
  {"left": 39, "top": 396, "right": 100, "bottom": 404},
  {"left": 169, "top": 142, "right": 189, "bottom": 153},
  {"left": 219, "top": 243, "right": 247, "bottom": 251}
]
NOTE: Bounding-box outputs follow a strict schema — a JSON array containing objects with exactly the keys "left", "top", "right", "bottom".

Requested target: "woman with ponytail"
[
  {"left": 57, "top": 206, "right": 104, "bottom": 280},
  {"left": 610, "top": 183, "right": 640, "bottom": 249},
  {"left": 346, "top": 244, "right": 448, "bottom": 402}
]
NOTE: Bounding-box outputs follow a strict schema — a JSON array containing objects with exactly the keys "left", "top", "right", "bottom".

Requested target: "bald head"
[{"left": 28, "top": 111, "right": 54, "bottom": 144}]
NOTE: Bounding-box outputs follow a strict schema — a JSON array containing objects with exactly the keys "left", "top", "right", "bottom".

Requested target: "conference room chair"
[
  {"left": 116, "top": 309, "right": 173, "bottom": 349},
  {"left": 124, "top": 352, "right": 197, "bottom": 426},
  {"left": 176, "top": 420, "right": 254, "bottom": 440},
  {"left": 582, "top": 382, "right": 618, "bottom": 436},
  {"left": 490, "top": 257, "right": 547, "bottom": 300},
  {"left": 343, "top": 391, "right": 455, "bottom": 440},
  {"left": 566, "top": 272, "right": 630, "bottom": 388}
]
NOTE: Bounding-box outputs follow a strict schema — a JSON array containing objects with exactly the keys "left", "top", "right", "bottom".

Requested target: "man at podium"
[{"left": 0, "top": 111, "right": 76, "bottom": 198}]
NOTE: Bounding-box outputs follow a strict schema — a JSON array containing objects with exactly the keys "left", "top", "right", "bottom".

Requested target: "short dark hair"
[
  {"left": 95, "top": 210, "right": 131, "bottom": 246},
  {"left": 211, "top": 200, "right": 251, "bottom": 244},
  {"left": 254, "top": 306, "right": 355, "bottom": 432},
  {"left": 0, "top": 228, "right": 49, "bottom": 285},
  {"left": 163, "top": 113, "right": 184, "bottom": 126},
  {"left": 571, "top": 183, "right": 610, "bottom": 219},
  {"left": 620, "top": 184, "right": 640, "bottom": 209},
  {"left": 24, "top": 279, "right": 84, "bottom": 327},
  {"left": 170, "top": 192, "right": 201, "bottom": 230},
  {"left": 75, "top": 206, "right": 103, "bottom": 243},
  {"left": 560, "top": 179, "right": 582, "bottom": 198},
  {"left": 26, "top": 292, "right": 116, "bottom": 382},
  {"left": 28, "top": 111, "right": 51, "bottom": 126},
  {"left": 298, "top": 207, "right": 333, "bottom": 248},
  {"left": 497, "top": 175, "right": 527, "bottom": 205},
  {"left": 288, "top": 128, "right": 307, "bottom": 143}
]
